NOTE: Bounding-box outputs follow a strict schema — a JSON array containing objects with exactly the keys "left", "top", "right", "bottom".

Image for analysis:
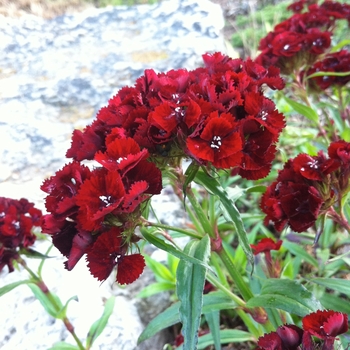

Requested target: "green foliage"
[
  {"left": 230, "top": 1, "right": 290, "bottom": 57},
  {"left": 86, "top": 296, "right": 116, "bottom": 349}
]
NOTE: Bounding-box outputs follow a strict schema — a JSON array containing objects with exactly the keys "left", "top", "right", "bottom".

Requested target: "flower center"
[{"left": 211, "top": 135, "right": 222, "bottom": 150}]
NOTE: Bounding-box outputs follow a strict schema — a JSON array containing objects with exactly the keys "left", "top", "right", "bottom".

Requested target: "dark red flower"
[
  {"left": 257, "top": 324, "right": 303, "bottom": 350},
  {"left": 257, "top": 332, "right": 282, "bottom": 350},
  {"left": 302, "top": 310, "right": 348, "bottom": 339},
  {"left": 292, "top": 153, "right": 338, "bottom": 181},
  {"left": 86, "top": 227, "right": 145, "bottom": 284},
  {"left": 272, "top": 32, "right": 303, "bottom": 57},
  {"left": 187, "top": 111, "right": 243, "bottom": 169},
  {"left": 75, "top": 168, "right": 127, "bottom": 231},
  {"left": 0, "top": 197, "right": 42, "bottom": 273},
  {"left": 305, "top": 50, "right": 350, "bottom": 90},
  {"left": 261, "top": 159, "right": 324, "bottom": 233},
  {"left": 251, "top": 238, "right": 282, "bottom": 255},
  {"left": 41, "top": 161, "right": 92, "bottom": 220},
  {"left": 328, "top": 140, "right": 350, "bottom": 164}
]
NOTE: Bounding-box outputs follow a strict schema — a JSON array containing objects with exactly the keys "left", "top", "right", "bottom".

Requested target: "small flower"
[
  {"left": 0, "top": 197, "right": 42, "bottom": 273},
  {"left": 86, "top": 227, "right": 145, "bottom": 284},
  {"left": 251, "top": 238, "right": 282, "bottom": 255},
  {"left": 302, "top": 309, "right": 348, "bottom": 339},
  {"left": 257, "top": 324, "right": 303, "bottom": 350}
]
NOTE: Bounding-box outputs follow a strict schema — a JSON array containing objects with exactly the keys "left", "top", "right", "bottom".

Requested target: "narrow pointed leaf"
[
  {"left": 194, "top": 171, "right": 253, "bottom": 267},
  {"left": 27, "top": 283, "right": 63, "bottom": 318},
  {"left": 0, "top": 280, "right": 32, "bottom": 297},
  {"left": 86, "top": 296, "right": 115, "bottom": 348},
  {"left": 283, "top": 96, "right": 319, "bottom": 123},
  {"left": 204, "top": 311, "right": 221, "bottom": 350},
  {"left": 183, "top": 161, "right": 200, "bottom": 202},
  {"left": 48, "top": 342, "right": 79, "bottom": 350},
  {"left": 56, "top": 295, "right": 79, "bottom": 320},
  {"left": 177, "top": 235, "right": 210, "bottom": 350},
  {"left": 19, "top": 247, "right": 53, "bottom": 259},
  {"left": 141, "top": 229, "right": 211, "bottom": 271},
  {"left": 137, "top": 282, "right": 175, "bottom": 298}
]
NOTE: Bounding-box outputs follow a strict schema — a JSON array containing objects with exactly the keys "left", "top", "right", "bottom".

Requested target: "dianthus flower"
[
  {"left": 302, "top": 310, "right": 348, "bottom": 350},
  {"left": 260, "top": 141, "right": 347, "bottom": 233},
  {"left": 256, "top": 324, "right": 303, "bottom": 350},
  {"left": 41, "top": 137, "right": 161, "bottom": 282},
  {"left": 304, "top": 50, "right": 350, "bottom": 90},
  {"left": 255, "top": 1, "right": 349, "bottom": 73},
  {"left": 66, "top": 52, "right": 285, "bottom": 180},
  {"left": 0, "top": 197, "right": 42, "bottom": 272}
]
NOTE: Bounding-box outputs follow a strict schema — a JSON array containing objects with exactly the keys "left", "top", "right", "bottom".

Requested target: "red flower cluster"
[
  {"left": 0, "top": 197, "right": 42, "bottom": 273},
  {"left": 66, "top": 52, "right": 285, "bottom": 180},
  {"left": 41, "top": 137, "right": 162, "bottom": 284},
  {"left": 261, "top": 140, "right": 350, "bottom": 233},
  {"left": 257, "top": 310, "right": 348, "bottom": 350},
  {"left": 255, "top": 0, "right": 350, "bottom": 73},
  {"left": 305, "top": 50, "right": 350, "bottom": 90}
]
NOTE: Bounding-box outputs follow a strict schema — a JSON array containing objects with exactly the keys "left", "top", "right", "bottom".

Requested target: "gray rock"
[{"left": 0, "top": 0, "right": 226, "bottom": 348}]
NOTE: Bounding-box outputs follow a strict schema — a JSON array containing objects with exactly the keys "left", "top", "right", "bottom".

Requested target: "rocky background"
[{"left": 0, "top": 1, "right": 230, "bottom": 349}]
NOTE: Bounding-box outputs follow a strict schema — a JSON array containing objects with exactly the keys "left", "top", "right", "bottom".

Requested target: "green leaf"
[
  {"left": 320, "top": 293, "right": 350, "bottom": 314},
  {"left": 283, "top": 241, "right": 318, "bottom": 267},
  {"left": 141, "top": 229, "right": 212, "bottom": 271},
  {"left": 246, "top": 279, "right": 322, "bottom": 316},
  {"left": 86, "top": 296, "right": 115, "bottom": 348},
  {"left": 56, "top": 295, "right": 79, "bottom": 320},
  {"left": 176, "top": 329, "right": 255, "bottom": 350},
  {"left": 27, "top": 283, "right": 63, "bottom": 318},
  {"left": 194, "top": 171, "right": 253, "bottom": 267},
  {"left": 0, "top": 280, "right": 32, "bottom": 297},
  {"left": 306, "top": 71, "right": 350, "bottom": 79},
  {"left": 310, "top": 278, "right": 350, "bottom": 296},
  {"left": 138, "top": 291, "right": 237, "bottom": 344},
  {"left": 177, "top": 235, "right": 211, "bottom": 350},
  {"left": 137, "top": 282, "right": 175, "bottom": 298},
  {"left": 48, "top": 342, "right": 79, "bottom": 350},
  {"left": 246, "top": 185, "right": 267, "bottom": 193},
  {"left": 284, "top": 96, "right": 319, "bottom": 123},
  {"left": 144, "top": 254, "right": 174, "bottom": 282},
  {"left": 331, "top": 39, "right": 350, "bottom": 52},
  {"left": 204, "top": 311, "right": 221, "bottom": 350},
  {"left": 183, "top": 161, "right": 200, "bottom": 201},
  {"left": 19, "top": 247, "right": 53, "bottom": 259}
]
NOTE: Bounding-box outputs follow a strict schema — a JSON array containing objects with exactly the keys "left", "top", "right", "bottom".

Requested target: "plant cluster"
[{"left": 1, "top": 0, "right": 350, "bottom": 349}]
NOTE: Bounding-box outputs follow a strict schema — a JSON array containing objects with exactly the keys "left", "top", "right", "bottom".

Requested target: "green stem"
[
  {"left": 217, "top": 247, "right": 254, "bottom": 302},
  {"left": 206, "top": 272, "right": 246, "bottom": 308},
  {"left": 186, "top": 187, "right": 215, "bottom": 238},
  {"left": 19, "top": 258, "right": 85, "bottom": 350},
  {"left": 144, "top": 220, "right": 203, "bottom": 239}
]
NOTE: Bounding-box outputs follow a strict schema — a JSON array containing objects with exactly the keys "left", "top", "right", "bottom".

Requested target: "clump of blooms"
[
  {"left": 0, "top": 197, "right": 42, "bottom": 272},
  {"left": 41, "top": 53, "right": 286, "bottom": 284},
  {"left": 304, "top": 50, "right": 350, "bottom": 90},
  {"left": 66, "top": 52, "right": 285, "bottom": 180},
  {"left": 255, "top": 0, "right": 350, "bottom": 74},
  {"left": 257, "top": 310, "right": 348, "bottom": 350},
  {"left": 41, "top": 138, "right": 161, "bottom": 283},
  {"left": 260, "top": 140, "right": 350, "bottom": 234}
]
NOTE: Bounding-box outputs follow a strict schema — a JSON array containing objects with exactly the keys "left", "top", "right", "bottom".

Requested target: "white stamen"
[
  {"left": 210, "top": 135, "right": 222, "bottom": 149},
  {"left": 283, "top": 44, "right": 290, "bottom": 50}
]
